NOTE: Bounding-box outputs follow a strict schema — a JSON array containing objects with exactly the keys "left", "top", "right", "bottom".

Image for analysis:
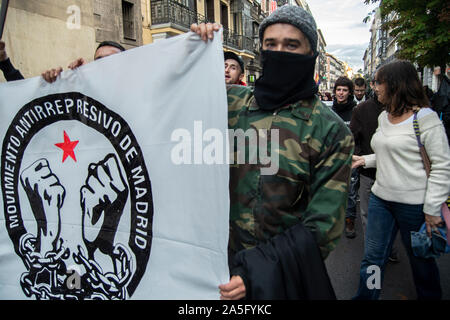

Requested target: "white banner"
[{"left": 0, "top": 32, "right": 230, "bottom": 300}]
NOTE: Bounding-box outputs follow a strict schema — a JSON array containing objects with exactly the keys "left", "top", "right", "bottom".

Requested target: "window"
[
  {"left": 221, "top": 3, "right": 229, "bottom": 29},
  {"left": 206, "top": 0, "right": 215, "bottom": 23},
  {"left": 122, "top": 0, "right": 135, "bottom": 40}
]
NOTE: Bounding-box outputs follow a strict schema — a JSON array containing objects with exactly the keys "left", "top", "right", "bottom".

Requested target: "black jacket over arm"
[
  {"left": 349, "top": 97, "right": 383, "bottom": 180},
  {"left": 230, "top": 223, "right": 336, "bottom": 300},
  {"left": 0, "top": 58, "right": 24, "bottom": 81}
]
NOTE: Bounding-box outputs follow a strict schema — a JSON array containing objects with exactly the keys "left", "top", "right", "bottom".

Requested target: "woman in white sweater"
[{"left": 352, "top": 60, "right": 450, "bottom": 300}]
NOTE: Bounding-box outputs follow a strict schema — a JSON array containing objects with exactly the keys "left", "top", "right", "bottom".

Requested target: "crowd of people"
[{"left": 1, "top": 4, "right": 450, "bottom": 301}]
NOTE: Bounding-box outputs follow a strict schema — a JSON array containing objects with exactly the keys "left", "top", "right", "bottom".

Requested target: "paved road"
[{"left": 325, "top": 212, "right": 450, "bottom": 300}]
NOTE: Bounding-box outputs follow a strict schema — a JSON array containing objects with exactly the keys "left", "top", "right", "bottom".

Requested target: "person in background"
[
  {"left": 354, "top": 77, "right": 368, "bottom": 104},
  {"left": 429, "top": 71, "right": 450, "bottom": 145},
  {"left": 352, "top": 60, "right": 450, "bottom": 300},
  {"left": 224, "top": 51, "right": 246, "bottom": 86},
  {"left": 332, "top": 76, "right": 356, "bottom": 125},
  {"left": 318, "top": 92, "right": 324, "bottom": 100},
  {"left": 332, "top": 76, "right": 358, "bottom": 238},
  {"left": 423, "top": 85, "right": 434, "bottom": 102},
  {"left": 41, "top": 41, "right": 126, "bottom": 83},
  {"left": 322, "top": 92, "right": 333, "bottom": 107}
]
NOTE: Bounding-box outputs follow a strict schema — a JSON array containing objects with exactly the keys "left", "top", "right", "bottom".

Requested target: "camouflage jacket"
[{"left": 227, "top": 85, "right": 354, "bottom": 259}]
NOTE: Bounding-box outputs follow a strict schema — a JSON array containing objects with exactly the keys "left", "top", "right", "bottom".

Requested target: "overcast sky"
[{"left": 307, "top": 0, "right": 379, "bottom": 72}]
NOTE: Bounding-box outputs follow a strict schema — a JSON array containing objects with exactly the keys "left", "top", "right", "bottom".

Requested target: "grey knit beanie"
[{"left": 259, "top": 5, "right": 318, "bottom": 55}]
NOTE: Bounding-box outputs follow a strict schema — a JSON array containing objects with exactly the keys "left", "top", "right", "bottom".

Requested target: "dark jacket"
[
  {"left": 431, "top": 76, "right": 450, "bottom": 144},
  {"left": 332, "top": 97, "right": 356, "bottom": 125},
  {"left": 0, "top": 58, "right": 24, "bottom": 81},
  {"left": 349, "top": 97, "right": 383, "bottom": 180},
  {"left": 230, "top": 222, "right": 336, "bottom": 300}
]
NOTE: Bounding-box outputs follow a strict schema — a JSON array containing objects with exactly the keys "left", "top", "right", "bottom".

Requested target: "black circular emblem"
[{"left": 1, "top": 92, "right": 153, "bottom": 300}]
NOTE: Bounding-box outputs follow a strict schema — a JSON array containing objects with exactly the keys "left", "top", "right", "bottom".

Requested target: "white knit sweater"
[{"left": 363, "top": 109, "right": 450, "bottom": 216}]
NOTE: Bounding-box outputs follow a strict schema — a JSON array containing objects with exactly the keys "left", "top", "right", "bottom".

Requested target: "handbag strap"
[
  {"left": 413, "top": 111, "right": 423, "bottom": 146},
  {"left": 413, "top": 111, "right": 431, "bottom": 177}
]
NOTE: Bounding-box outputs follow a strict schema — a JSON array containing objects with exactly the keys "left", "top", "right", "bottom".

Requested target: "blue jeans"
[
  {"left": 346, "top": 168, "right": 359, "bottom": 219},
  {"left": 354, "top": 194, "right": 441, "bottom": 300}
]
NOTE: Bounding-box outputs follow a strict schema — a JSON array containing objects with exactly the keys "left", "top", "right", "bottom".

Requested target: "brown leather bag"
[{"left": 413, "top": 111, "right": 450, "bottom": 245}]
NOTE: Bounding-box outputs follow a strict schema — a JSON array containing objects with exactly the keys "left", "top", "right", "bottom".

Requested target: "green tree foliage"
[{"left": 364, "top": 0, "right": 450, "bottom": 70}]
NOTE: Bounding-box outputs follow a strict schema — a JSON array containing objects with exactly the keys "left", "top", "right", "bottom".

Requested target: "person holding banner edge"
[
  {"left": 0, "top": 0, "right": 23, "bottom": 82},
  {"left": 41, "top": 40, "right": 126, "bottom": 83},
  {"left": 1, "top": 39, "right": 125, "bottom": 83},
  {"left": 0, "top": 39, "right": 24, "bottom": 81},
  {"left": 192, "top": 5, "right": 354, "bottom": 300}
]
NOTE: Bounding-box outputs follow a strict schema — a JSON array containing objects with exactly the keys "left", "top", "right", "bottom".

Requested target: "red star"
[{"left": 55, "top": 131, "right": 79, "bottom": 162}]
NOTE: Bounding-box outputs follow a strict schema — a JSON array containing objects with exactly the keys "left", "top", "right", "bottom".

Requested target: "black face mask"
[{"left": 254, "top": 50, "right": 318, "bottom": 111}]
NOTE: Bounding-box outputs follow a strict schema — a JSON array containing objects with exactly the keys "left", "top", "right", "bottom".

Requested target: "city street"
[
  {"left": 0, "top": 0, "right": 448, "bottom": 303},
  {"left": 325, "top": 211, "right": 450, "bottom": 300}
]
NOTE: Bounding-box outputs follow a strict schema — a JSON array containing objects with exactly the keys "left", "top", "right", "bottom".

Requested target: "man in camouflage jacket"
[
  {"left": 227, "top": 87, "right": 353, "bottom": 260},
  {"left": 192, "top": 5, "right": 354, "bottom": 300}
]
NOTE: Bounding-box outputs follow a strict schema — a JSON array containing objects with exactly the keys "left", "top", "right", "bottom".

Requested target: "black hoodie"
[{"left": 332, "top": 96, "right": 356, "bottom": 126}]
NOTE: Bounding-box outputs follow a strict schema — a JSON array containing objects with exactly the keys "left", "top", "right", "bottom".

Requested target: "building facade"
[
  {"left": 325, "top": 53, "right": 345, "bottom": 92},
  {"left": 342, "top": 62, "right": 353, "bottom": 79},
  {"left": 1, "top": 0, "right": 143, "bottom": 82},
  {"left": 142, "top": 0, "right": 267, "bottom": 86},
  {"left": 316, "top": 28, "right": 327, "bottom": 92},
  {"left": 95, "top": 0, "right": 143, "bottom": 47},
  {"left": 2, "top": 0, "right": 333, "bottom": 90},
  {"left": 141, "top": 0, "right": 329, "bottom": 87}
]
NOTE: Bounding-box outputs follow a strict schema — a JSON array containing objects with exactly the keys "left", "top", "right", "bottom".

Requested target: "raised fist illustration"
[
  {"left": 20, "top": 159, "right": 66, "bottom": 255},
  {"left": 81, "top": 154, "right": 129, "bottom": 258}
]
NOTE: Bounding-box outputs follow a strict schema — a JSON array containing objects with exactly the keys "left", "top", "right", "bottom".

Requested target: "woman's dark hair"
[
  {"left": 333, "top": 76, "right": 354, "bottom": 95},
  {"left": 375, "top": 60, "right": 430, "bottom": 116}
]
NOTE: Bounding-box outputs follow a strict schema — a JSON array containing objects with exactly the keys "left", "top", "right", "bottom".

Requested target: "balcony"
[
  {"left": 151, "top": 0, "right": 206, "bottom": 31},
  {"left": 223, "top": 28, "right": 240, "bottom": 49},
  {"left": 250, "top": 3, "right": 266, "bottom": 23},
  {"left": 231, "top": 0, "right": 244, "bottom": 14},
  {"left": 223, "top": 28, "right": 255, "bottom": 53},
  {"left": 383, "top": 54, "right": 397, "bottom": 65},
  {"left": 150, "top": 0, "right": 258, "bottom": 56}
]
